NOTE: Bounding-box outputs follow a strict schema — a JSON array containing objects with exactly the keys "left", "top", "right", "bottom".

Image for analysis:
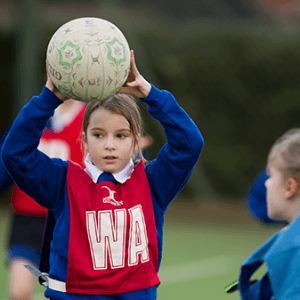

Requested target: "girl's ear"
[
  {"left": 133, "top": 134, "right": 141, "bottom": 155},
  {"left": 82, "top": 131, "right": 89, "bottom": 154},
  {"left": 285, "top": 177, "right": 298, "bottom": 199},
  {"left": 136, "top": 134, "right": 141, "bottom": 148}
]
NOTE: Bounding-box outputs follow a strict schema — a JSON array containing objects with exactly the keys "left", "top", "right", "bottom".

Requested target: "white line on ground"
[
  {"left": 158, "top": 255, "right": 236, "bottom": 285},
  {"left": 2, "top": 255, "right": 235, "bottom": 299}
]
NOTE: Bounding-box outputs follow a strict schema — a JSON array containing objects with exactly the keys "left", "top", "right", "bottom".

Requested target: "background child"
[
  {"left": 0, "top": 99, "right": 86, "bottom": 300},
  {"left": 1, "top": 50, "right": 203, "bottom": 299},
  {"left": 232, "top": 128, "right": 300, "bottom": 299}
]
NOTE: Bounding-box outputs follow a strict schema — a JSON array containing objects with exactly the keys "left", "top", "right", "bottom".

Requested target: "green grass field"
[{"left": 0, "top": 200, "right": 282, "bottom": 299}]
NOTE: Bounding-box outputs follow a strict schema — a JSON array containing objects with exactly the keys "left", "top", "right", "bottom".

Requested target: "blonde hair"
[
  {"left": 268, "top": 128, "right": 300, "bottom": 184},
  {"left": 82, "top": 93, "right": 144, "bottom": 162}
]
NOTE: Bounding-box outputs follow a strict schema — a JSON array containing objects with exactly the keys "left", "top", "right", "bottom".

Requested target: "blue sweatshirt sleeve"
[
  {"left": 0, "top": 125, "right": 13, "bottom": 191},
  {"left": 141, "top": 85, "right": 204, "bottom": 212},
  {"left": 2, "top": 87, "right": 68, "bottom": 210}
]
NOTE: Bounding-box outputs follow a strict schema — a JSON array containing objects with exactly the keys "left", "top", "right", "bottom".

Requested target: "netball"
[{"left": 46, "top": 17, "right": 130, "bottom": 102}]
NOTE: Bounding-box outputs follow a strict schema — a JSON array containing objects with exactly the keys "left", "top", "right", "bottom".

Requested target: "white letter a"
[{"left": 128, "top": 205, "right": 149, "bottom": 266}]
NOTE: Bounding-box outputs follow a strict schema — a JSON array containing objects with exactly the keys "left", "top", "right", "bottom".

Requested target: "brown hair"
[
  {"left": 268, "top": 128, "right": 300, "bottom": 185},
  {"left": 82, "top": 93, "right": 144, "bottom": 162}
]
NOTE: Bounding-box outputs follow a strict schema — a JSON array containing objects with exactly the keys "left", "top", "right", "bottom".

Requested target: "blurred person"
[
  {"left": 0, "top": 98, "right": 86, "bottom": 300},
  {"left": 1, "top": 50, "right": 203, "bottom": 299},
  {"left": 227, "top": 128, "right": 300, "bottom": 299}
]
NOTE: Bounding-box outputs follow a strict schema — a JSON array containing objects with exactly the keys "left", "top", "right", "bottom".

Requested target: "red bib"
[{"left": 66, "top": 161, "right": 160, "bottom": 295}]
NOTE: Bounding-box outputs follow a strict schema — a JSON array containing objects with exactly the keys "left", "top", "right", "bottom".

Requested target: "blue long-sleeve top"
[
  {"left": 238, "top": 215, "right": 300, "bottom": 299},
  {"left": 2, "top": 84, "right": 203, "bottom": 300}
]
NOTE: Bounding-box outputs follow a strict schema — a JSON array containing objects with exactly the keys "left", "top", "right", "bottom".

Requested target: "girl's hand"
[
  {"left": 45, "top": 62, "right": 69, "bottom": 102},
  {"left": 117, "top": 50, "right": 151, "bottom": 98}
]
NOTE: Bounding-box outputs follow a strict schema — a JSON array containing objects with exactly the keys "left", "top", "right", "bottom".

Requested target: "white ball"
[{"left": 46, "top": 17, "right": 130, "bottom": 102}]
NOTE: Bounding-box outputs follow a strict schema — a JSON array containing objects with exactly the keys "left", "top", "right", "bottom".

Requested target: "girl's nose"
[{"left": 105, "top": 136, "right": 116, "bottom": 150}]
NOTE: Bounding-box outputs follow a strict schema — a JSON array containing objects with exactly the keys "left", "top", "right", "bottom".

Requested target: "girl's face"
[
  {"left": 265, "top": 164, "right": 288, "bottom": 221},
  {"left": 83, "top": 108, "right": 135, "bottom": 173}
]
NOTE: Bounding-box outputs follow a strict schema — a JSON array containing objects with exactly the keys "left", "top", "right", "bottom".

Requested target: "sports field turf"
[{"left": 0, "top": 200, "right": 282, "bottom": 299}]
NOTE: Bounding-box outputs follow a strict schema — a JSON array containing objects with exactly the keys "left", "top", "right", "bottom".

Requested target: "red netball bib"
[{"left": 66, "top": 161, "right": 160, "bottom": 295}]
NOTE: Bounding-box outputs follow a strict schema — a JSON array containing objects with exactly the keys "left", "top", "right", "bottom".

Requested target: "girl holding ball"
[{"left": 2, "top": 50, "right": 203, "bottom": 299}]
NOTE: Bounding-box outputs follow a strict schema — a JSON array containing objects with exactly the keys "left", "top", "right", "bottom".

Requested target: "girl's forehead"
[
  {"left": 90, "top": 107, "right": 122, "bottom": 118},
  {"left": 89, "top": 108, "right": 130, "bottom": 128}
]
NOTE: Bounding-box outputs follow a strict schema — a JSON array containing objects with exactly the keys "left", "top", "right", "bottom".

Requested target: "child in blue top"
[
  {"left": 2, "top": 50, "right": 203, "bottom": 300},
  {"left": 228, "top": 128, "right": 300, "bottom": 299}
]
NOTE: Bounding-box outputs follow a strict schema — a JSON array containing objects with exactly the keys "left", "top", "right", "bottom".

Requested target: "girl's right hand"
[
  {"left": 45, "top": 62, "right": 69, "bottom": 102},
  {"left": 117, "top": 50, "right": 152, "bottom": 99}
]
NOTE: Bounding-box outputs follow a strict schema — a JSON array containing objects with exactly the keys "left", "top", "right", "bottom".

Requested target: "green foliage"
[{"left": 136, "top": 23, "right": 300, "bottom": 197}]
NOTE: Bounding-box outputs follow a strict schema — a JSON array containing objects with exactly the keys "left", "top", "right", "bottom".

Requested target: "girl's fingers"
[
  {"left": 126, "top": 81, "right": 136, "bottom": 87},
  {"left": 129, "top": 50, "right": 139, "bottom": 76}
]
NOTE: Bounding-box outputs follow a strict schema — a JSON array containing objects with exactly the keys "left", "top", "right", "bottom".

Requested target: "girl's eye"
[
  {"left": 117, "top": 134, "right": 126, "bottom": 139},
  {"left": 94, "top": 133, "right": 102, "bottom": 138}
]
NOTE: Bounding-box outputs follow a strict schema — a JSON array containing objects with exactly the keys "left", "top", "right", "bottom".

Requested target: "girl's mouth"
[{"left": 104, "top": 156, "right": 116, "bottom": 162}]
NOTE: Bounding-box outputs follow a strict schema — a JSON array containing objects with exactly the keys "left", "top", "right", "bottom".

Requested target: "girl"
[
  {"left": 227, "top": 128, "right": 300, "bottom": 299},
  {"left": 2, "top": 50, "right": 203, "bottom": 300}
]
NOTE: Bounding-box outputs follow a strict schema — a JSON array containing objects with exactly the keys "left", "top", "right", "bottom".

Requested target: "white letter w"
[{"left": 86, "top": 209, "right": 126, "bottom": 270}]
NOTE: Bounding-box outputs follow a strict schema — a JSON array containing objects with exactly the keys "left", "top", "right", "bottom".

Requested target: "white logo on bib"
[{"left": 101, "top": 186, "right": 123, "bottom": 206}]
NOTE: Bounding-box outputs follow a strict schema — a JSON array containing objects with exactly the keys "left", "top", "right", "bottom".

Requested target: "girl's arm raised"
[
  {"left": 2, "top": 86, "right": 69, "bottom": 210},
  {"left": 119, "top": 50, "right": 204, "bottom": 212},
  {"left": 142, "top": 85, "right": 204, "bottom": 212}
]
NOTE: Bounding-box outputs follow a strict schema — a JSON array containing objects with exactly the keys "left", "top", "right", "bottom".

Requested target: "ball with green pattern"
[{"left": 46, "top": 17, "right": 130, "bottom": 102}]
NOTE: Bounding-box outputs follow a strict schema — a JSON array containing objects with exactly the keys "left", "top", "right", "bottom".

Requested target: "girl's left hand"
[{"left": 117, "top": 50, "right": 152, "bottom": 99}]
